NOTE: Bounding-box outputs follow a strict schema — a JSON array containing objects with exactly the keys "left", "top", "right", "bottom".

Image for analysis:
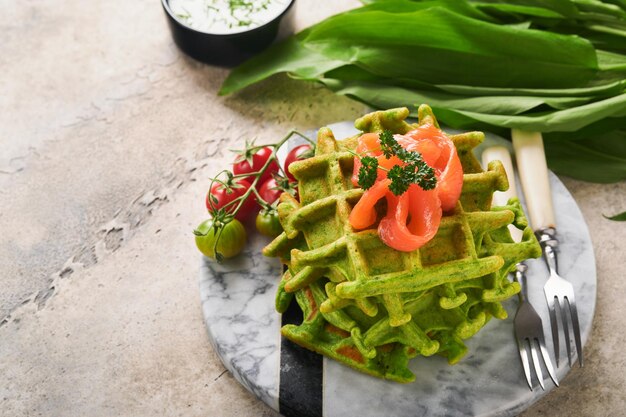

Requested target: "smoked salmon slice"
[{"left": 349, "top": 125, "right": 462, "bottom": 252}]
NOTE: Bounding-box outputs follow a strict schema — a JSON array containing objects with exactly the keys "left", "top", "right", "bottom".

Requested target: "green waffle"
[{"left": 263, "top": 105, "right": 541, "bottom": 383}]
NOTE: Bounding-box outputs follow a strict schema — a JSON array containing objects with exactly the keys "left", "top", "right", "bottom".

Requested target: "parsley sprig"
[
  {"left": 356, "top": 130, "right": 437, "bottom": 196},
  {"left": 357, "top": 156, "right": 379, "bottom": 190}
]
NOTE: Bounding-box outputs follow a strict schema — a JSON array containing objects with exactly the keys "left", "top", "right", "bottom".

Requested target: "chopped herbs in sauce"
[{"left": 169, "top": 0, "right": 289, "bottom": 34}]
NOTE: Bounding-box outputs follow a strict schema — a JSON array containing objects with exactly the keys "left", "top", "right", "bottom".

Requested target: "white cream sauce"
[{"left": 169, "top": 0, "right": 290, "bottom": 34}]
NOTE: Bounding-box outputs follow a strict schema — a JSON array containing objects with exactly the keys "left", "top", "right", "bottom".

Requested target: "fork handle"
[
  {"left": 511, "top": 130, "right": 556, "bottom": 231},
  {"left": 514, "top": 263, "right": 530, "bottom": 302},
  {"left": 537, "top": 227, "right": 560, "bottom": 276}
]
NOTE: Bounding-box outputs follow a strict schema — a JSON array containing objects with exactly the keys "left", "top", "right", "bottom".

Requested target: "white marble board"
[{"left": 199, "top": 122, "right": 596, "bottom": 417}]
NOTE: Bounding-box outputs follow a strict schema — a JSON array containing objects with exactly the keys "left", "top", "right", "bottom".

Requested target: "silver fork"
[
  {"left": 537, "top": 227, "right": 583, "bottom": 367},
  {"left": 482, "top": 146, "right": 558, "bottom": 390},
  {"left": 513, "top": 263, "right": 559, "bottom": 390},
  {"left": 512, "top": 130, "right": 583, "bottom": 368}
]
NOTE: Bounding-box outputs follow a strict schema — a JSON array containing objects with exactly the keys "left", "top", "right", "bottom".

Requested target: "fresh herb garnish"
[
  {"left": 358, "top": 156, "right": 379, "bottom": 190},
  {"left": 386, "top": 165, "right": 409, "bottom": 195},
  {"left": 389, "top": 157, "right": 437, "bottom": 195},
  {"left": 356, "top": 130, "right": 437, "bottom": 195},
  {"left": 379, "top": 130, "right": 398, "bottom": 158}
]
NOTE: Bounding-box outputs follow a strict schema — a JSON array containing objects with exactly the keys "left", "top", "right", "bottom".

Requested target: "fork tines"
[
  {"left": 517, "top": 334, "right": 559, "bottom": 390},
  {"left": 545, "top": 276, "right": 583, "bottom": 368},
  {"left": 539, "top": 229, "right": 584, "bottom": 368},
  {"left": 514, "top": 309, "right": 560, "bottom": 390},
  {"left": 514, "top": 265, "right": 559, "bottom": 390}
]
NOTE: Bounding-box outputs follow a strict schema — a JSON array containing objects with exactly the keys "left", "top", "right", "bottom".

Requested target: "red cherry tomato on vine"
[
  {"left": 258, "top": 177, "right": 284, "bottom": 205},
  {"left": 206, "top": 179, "right": 257, "bottom": 221},
  {"left": 233, "top": 147, "right": 279, "bottom": 186},
  {"left": 284, "top": 144, "right": 313, "bottom": 182}
]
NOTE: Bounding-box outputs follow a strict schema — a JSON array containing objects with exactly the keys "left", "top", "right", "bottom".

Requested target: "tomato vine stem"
[{"left": 203, "top": 129, "right": 314, "bottom": 262}]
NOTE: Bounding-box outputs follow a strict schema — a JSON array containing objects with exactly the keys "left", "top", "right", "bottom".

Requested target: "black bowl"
[{"left": 161, "top": 0, "right": 296, "bottom": 67}]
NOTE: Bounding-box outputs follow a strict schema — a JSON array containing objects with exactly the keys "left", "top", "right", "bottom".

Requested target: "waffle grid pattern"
[{"left": 263, "top": 106, "right": 541, "bottom": 382}]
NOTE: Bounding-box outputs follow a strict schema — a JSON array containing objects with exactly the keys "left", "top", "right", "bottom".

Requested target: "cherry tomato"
[
  {"left": 255, "top": 211, "right": 283, "bottom": 238},
  {"left": 206, "top": 179, "right": 257, "bottom": 221},
  {"left": 194, "top": 219, "right": 247, "bottom": 260},
  {"left": 258, "top": 177, "right": 284, "bottom": 205},
  {"left": 284, "top": 144, "right": 313, "bottom": 181},
  {"left": 233, "top": 147, "right": 279, "bottom": 186}
]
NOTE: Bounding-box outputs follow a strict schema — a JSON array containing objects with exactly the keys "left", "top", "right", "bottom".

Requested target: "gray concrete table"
[{"left": 1, "top": 1, "right": 624, "bottom": 416}]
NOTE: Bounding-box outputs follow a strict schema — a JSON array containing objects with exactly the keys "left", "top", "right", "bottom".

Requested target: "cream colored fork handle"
[
  {"left": 511, "top": 130, "right": 556, "bottom": 231},
  {"left": 482, "top": 146, "right": 523, "bottom": 242}
]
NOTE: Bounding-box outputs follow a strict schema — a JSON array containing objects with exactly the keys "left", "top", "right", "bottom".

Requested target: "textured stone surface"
[{"left": 0, "top": 0, "right": 624, "bottom": 416}]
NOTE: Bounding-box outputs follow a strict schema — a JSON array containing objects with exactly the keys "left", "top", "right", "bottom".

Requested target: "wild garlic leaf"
[
  {"left": 302, "top": 7, "right": 598, "bottom": 89},
  {"left": 603, "top": 211, "right": 626, "bottom": 221}
]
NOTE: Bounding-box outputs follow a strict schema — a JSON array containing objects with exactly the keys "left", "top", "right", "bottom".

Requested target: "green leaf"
[
  {"left": 573, "top": 0, "right": 626, "bottom": 20},
  {"left": 603, "top": 211, "right": 626, "bottom": 221},
  {"left": 435, "top": 79, "right": 626, "bottom": 97},
  {"left": 223, "top": 0, "right": 489, "bottom": 95},
  {"left": 320, "top": 78, "right": 626, "bottom": 131},
  {"left": 544, "top": 132, "right": 626, "bottom": 182},
  {"left": 353, "top": 0, "right": 496, "bottom": 22},
  {"left": 472, "top": 2, "right": 567, "bottom": 19},
  {"left": 434, "top": 92, "right": 626, "bottom": 131},
  {"left": 325, "top": 65, "right": 438, "bottom": 90},
  {"left": 603, "top": 0, "right": 626, "bottom": 11},
  {"left": 326, "top": 64, "right": 626, "bottom": 97},
  {"left": 544, "top": 120, "right": 626, "bottom": 142},
  {"left": 597, "top": 49, "right": 626, "bottom": 72},
  {"left": 221, "top": 2, "right": 605, "bottom": 95},
  {"left": 319, "top": 77, "right": 626, "bottom": 182},
  {"left": 324, "top": 78, "right": 599, "bottom": 113},
  {"left": 219, "top": 37, "right": 346, "bottom": 95},
  {"left": 302, "top": 7, "right": 598, "bottom": 88},
  {"left": 504, "top": 21, "right": 533, "bottom": 29},
  {"left": 219, "top": 0, "right": 626, "bottom": 184}
]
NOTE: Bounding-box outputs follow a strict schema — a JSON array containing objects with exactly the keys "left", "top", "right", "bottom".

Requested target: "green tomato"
[
  {"left": 255, "top": 211, "right": 283, "bottom": 238},
  {"left": 194, "top": 218, "right": 246, "bottom": 260}
]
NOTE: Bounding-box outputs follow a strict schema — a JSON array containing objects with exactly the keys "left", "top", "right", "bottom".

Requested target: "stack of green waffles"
[{"left": 263, "top": 105, "right": 541, "bottom": 383}]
